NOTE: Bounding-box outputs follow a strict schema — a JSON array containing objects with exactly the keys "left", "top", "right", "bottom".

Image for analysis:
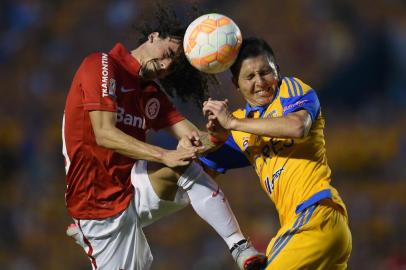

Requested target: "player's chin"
[{"left": 254, "top": 96, "right": 272, "bottom": 106}]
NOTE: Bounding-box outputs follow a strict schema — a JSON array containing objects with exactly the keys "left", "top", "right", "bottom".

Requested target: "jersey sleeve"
[
  {"left": 280, "top": 77, "right": 320, "bottom": 122},
  {"left": 142, "top": 83, "right": 184, "bottom": 131},
  {"left": 79, "top": 53, "right": 117, "bottom": 112},
  {"left": 199, "top": 135, "right": 251, "bottom": 173}
]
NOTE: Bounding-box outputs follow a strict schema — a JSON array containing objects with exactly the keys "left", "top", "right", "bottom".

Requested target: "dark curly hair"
[{"left": 134, "top": 3, "right": 219, "bottom": 107}]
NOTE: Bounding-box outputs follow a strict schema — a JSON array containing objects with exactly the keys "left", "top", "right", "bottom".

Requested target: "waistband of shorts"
[{"left": 295, "top": 189, "right": 332, "bottom": 214}]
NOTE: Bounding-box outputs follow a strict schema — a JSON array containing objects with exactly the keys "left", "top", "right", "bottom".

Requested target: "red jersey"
[{"left": 63, "top": 43, "right": 184, "bottom": 219}]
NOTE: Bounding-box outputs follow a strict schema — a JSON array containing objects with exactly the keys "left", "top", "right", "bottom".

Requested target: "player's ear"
[
  {"left": 231, "top": 76, "right": 239, "bottom": 89},
  {"left": 275, "top": 63, "right": 281, "bottom": 80},
  {"left": 148, "top": 32, "right": 160, "bottom": 43}
]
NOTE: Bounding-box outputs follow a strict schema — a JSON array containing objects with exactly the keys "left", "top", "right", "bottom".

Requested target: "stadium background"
[{"left": 0, "top": 0, "right": 405, "bottom": 269}]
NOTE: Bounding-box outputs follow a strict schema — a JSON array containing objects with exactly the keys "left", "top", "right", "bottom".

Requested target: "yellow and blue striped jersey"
[{"left": 200, "top": 77, "right": 346, "bottom": 226}]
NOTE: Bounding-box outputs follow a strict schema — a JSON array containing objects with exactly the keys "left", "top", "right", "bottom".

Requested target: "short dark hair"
[
  {"left": 134, "top": 4, "right": 218, "bottom": 106},
  {"left": 230, "top": 37, "right": 278, "bottom": 78}
]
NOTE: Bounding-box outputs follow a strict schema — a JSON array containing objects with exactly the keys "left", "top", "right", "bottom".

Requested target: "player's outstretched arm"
[
  {"left": 89, "top": 110, "right": 197, "bottom": 167},
  {"left": 203, "top": 99, "right": 312, "bottom": 138},
  {"left": 164, "top": 119, "right": 229, "bottom": 155}
]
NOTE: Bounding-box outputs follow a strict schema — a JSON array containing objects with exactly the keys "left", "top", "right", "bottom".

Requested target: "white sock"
[{"left": 178, "top": 162, "right": 245, "bottom": 249}]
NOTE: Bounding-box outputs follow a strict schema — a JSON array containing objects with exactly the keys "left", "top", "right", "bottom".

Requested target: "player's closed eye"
[
  {"left": 245, "top": 74, "right": 255, "bottom": 80},
  {"left": 165, "top": 49, "right": 176, "bottom": 59},
  {"left": 258, "top": 68, "right": 273, "bottom": 77}
]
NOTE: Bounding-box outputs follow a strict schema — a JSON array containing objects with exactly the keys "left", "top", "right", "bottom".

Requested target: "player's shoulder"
[
  {"left": 278, "top": 76, "right": 313, "bottom": 98},
  {"left": 81, "top": 52, "right": 118, "bottom": 69},
  {"left": 82, "top": 51, "right": 107, "bottom": 63}
]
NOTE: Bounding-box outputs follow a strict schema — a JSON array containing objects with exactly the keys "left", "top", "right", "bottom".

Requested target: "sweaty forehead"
[
  {"left": 166, "top": 36, "right": 182, "bottom": 46},
  {"left": 169, "top": 36, "right": 182, "bottom": 43},
  {"left": 168, "top": 39, "right": 183, "bottom": 56}
]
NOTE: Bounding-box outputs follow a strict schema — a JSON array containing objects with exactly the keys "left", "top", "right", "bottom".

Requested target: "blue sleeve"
[
  {"left": 199, "top": 135, "right": 251, "bottom": 173},
  {"left": 280, "top": 89, "right": 320, "bottom": 122}
]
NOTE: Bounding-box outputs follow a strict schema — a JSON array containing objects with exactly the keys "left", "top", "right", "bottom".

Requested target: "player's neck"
[{"left": 130, "top": 46, "right": 145, "bottom": 70}]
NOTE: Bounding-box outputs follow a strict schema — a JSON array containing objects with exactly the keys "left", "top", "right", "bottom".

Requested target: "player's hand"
[
  {"left": 177, "top": 132, "right": 205, "bottom": 154},
  {"left": 203, "top": 98, "right": 235, "bottom": 130},
  {"left": 206, "top": 118, "right": 230, "bottom": 143},
  {"left": 161, "top": 148, "right": 198, "bottom": 168}
]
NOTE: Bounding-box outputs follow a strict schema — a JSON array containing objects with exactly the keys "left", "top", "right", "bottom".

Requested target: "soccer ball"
[{"left": 183, "top": 13, "right": 242, "bottom": 74}]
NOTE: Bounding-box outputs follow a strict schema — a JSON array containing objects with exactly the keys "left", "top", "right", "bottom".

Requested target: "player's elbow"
[
  {"left": 289, "top": 121, "right": 307, "bottom": 138},
  {"left": 93, "top": 129, "right": 110, "bottom": 147},
  {"left": 287, "top": 113, "right": 312, "bottom": 138}
]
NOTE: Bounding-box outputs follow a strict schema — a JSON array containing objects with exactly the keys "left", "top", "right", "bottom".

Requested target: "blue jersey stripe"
[
  {"left": 304, "top": 205, "right": 317, "bottom": 224},
  {"left": 295, "top": 189, "right": 332, "bottom": 214},
  {"left": 268, "top": 213, "right": 305, "bottom": 257},
  {"left": 283, "top": 78, "right": 294, "bottom": 97},
  {"left": 266, "top": 205, "right": 317, "bottom": 266},
  {"left": 292, "top": 77, "right": 303, "bottom": 96},
  {"left": 267, "top": 217, "right": 304, "bottom": 263},
  {"left": 289, "top": 77, "right": 298, "bottom": 96}
]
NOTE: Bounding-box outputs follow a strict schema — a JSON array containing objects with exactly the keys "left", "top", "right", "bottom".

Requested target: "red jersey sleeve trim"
[{"left": 83, "top": 103, "right": 117, "bottom": 112}]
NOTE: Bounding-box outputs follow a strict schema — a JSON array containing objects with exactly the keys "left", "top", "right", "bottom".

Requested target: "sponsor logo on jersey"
[
  {"left": 283, "top": 100, "right": 308, "bottom": 113},
  {"left": 116, "top": 107, "right": 146, "bottom": 129},
  {"left": 120, "top": 86, "right": 137, "bottom": 93},
  {"left": 264, "top": 166, "right": 284, "bottom": 195},
  {"left": 108, "top": 78, "right": 116, "bottom": 98},
  {"left": 145, "top": 98, "right": 160, "bottom": 119},
  {"left": 101, "top": 53, "right": 109, "bottom": 97}
]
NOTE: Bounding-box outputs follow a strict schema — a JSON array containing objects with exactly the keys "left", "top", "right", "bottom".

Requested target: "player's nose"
[
  {"left": 159, "top": 58, "right": 173, "bottom": 70},
  {"left": 254, "top": 75, "right": 266, "bottom": 86},
  {"left": 157, "top": 59, "right": 173, "bottom": 78}
]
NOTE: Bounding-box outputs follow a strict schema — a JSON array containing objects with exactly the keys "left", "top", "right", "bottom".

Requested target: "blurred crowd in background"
[{"left": 0, "top": 0, "right": 405, "bottom": 269}]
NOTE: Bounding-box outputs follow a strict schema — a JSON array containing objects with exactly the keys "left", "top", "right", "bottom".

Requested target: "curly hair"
[{"left": 134, "top": 3, "right": 219, "bottom": 107}]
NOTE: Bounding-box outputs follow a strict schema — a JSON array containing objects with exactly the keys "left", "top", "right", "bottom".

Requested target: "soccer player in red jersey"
[{"left": 62, "top": 7, "right": 265, "bottom": 270}]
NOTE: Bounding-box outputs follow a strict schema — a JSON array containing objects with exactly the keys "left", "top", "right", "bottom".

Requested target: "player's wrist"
[
  {"left": 228, "top": 116, "right": 238, "bottom": 130},
  {"left": 152, "top": 148, "right": 168, "bottom": 163},
  {"left": 208, "top": 134, "right": 226, "bottom": 145}
]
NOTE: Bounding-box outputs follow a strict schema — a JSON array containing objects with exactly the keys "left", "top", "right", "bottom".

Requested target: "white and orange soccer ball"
[{"left": 183, "top": 13, "right": 243, "bottom": 74}]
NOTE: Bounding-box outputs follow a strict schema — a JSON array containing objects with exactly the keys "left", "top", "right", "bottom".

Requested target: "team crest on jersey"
[
  {"left": 242, "top": 136, "right": 250, "bottom": 150},
  {"left": 266, "top": 109, "right": 278, "bottom": 118},
  {"left": 108, "top": 78, "right": 116, "bottom": 98},
  {"left": 145, "top": 98, "right": 160, "bottom": 119}
]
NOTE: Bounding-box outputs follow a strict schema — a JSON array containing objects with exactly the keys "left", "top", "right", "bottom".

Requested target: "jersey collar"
[
  {"left": 245, "top": 103, "right": 268, "bottom": 118},
  {"left": 109, "top": 43, "right": 141, "bottom": 77}
]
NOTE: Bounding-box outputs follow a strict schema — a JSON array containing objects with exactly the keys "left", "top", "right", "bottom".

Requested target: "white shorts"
[{"left": 76, "top": 160, "right": 190, "bottom": 270}]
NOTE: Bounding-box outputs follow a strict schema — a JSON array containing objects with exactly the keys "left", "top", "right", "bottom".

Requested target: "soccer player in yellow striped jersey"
[{"left": 201, "top": 37, "right": 352, "bottom": 270}]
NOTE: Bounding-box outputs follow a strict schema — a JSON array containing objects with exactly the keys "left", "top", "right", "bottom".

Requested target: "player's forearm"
[
  {"left": 95, "top": 127, "right": 167, "bottom": 163},
  {"left": 230, "top": 117, "right": 306, "bottom": 138},
  {"left": 197, "top": 131, "right": 223, "bottom": 154}
]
